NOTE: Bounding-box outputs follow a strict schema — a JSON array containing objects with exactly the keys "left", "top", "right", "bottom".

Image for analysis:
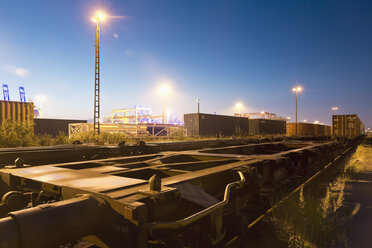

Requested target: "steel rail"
[{"left": 247, "top": 140, "right": 359, "bottom": 230}]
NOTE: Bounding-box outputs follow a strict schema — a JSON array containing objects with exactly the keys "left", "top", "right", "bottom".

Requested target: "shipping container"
[
  {"left": 184, "top": 113, "right": 249, "bottom": 137},
  {"left": 287, "top": 123, "right": 331, "bottom": 136},
  {"left": 332, "top": 114, "right": 364, "bottom": 137},
  {"left": 0, "top": 100, "right": 34, "bottom": 125},
  {"left": 34, "top": 118, "right": 87, "bottom": 136},
  {"left": 325, "top": 125, "right": 332, "bottom": 136},
  {"left": 248, "top": 119, "right": 286, "bottom": 135}
]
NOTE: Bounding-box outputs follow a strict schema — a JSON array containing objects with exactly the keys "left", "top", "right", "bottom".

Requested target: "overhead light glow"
[
  {"left": 158, "top": 84, "right": 171, "bottom": 95},
  {"left": 292, "top": 86, "right": 303, "bottom": 92},
  {"left": 92, "top": 11, "right": 106, "bottom": 22},
  {"left": 235, "top": 102, "right": 243, "bottom": 108},
  {"left": 97, "top": 12, "right": 105, "bottom": 20}
]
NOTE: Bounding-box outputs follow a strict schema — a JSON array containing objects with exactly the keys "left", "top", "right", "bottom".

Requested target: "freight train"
[
  {"left": 0, "top": 137, "right": 362, "bottom": 248},
  {"left": 286, "top": 123, "right": 332, "bottom": 136},
  {"left": 332, "top": 114, "right": 365, "bottom": 137}
]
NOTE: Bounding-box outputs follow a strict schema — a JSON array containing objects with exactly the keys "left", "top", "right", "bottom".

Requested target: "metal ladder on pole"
[{"left": 94, "top": 20, "right": 100, "bottom": 134}]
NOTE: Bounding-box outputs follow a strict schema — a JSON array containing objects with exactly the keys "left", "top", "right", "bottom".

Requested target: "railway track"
[
  {"left": 225, "top": 137, "right": 362, "bottom": 248},
  {"left": 0, "top": 137, "right": 362, "bottom": 248},
  {"left": 0, "top": 138, "right": 285, "bottom": 167}
]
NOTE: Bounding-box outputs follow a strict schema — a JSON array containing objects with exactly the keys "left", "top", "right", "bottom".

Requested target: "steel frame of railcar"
[{"left": 0, "top": 140, "right": 348, "bottom": 248}]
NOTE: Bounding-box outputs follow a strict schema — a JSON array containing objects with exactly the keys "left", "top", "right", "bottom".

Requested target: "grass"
[
  {"left": 271, "top": 180, "right": 347, "bottom": 247},
  {"left": 268, "top": 142, "right": 369, "bottom": 247}
]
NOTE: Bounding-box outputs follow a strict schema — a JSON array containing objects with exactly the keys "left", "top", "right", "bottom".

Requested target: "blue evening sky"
[{"left": 0, "top": 0, "right": 371, "bottom": 127}]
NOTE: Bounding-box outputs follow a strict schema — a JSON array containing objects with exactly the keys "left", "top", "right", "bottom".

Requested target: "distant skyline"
[{"left": 0, "top": 0, "right": 371, "bottom": 127}]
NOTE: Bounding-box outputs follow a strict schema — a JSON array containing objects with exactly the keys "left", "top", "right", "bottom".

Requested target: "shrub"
[{"left": 0, "top": 119, "right": 35, "bottom": 147}]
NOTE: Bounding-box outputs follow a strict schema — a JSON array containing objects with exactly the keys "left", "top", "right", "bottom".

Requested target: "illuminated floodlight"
[
  {"left": 165, "top": 109, "right": 172, "bottom": 115},
  {"left": 235, "top": 102, "right": 243, "bottom": 108},
  {"left": 303, "top": 119, "right": 307, "bottom": 122},
  {"left": 260, "top": 111, "right": 265, "bottom": 114},
  {"left": 35, "top": 94, "right": 47, "bottom": 118},
  {"left": 97, "top": 12, "right": 105, "bottom": 20},
  {"left": 286, "top": 117, "right": 291, "bottom": 120},
  {"left": 331, "top": 106, "right": 338, "bottom": 111},
  {"left": 92, "top": 11, "right": 106, "bottom": 22},
  {"left": 314, "top": 120, "right": 319, "bottom": 124},
  {"left": 234, "top": 102, "right": 244, "bottom": 114},
  {"left": 158, "top": 84, "right": 171, "bottom": 95},
  {"left": 292, "top": 86, "right": 303, "bottom": 92}
]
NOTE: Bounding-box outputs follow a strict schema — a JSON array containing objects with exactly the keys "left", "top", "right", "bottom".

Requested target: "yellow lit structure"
[{"left": 105, "top": 107, "right": 163, "bottom": 124}]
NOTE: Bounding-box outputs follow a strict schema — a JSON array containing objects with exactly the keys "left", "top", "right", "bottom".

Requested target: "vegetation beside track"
[
  {"left": 265, "top": 139, "right": 370, "bottom": 248},
  {"left": 0, "top": 119, "right": 282, "bottom": 147}
]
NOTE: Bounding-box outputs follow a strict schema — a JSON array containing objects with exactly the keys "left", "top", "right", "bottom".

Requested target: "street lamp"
[
  {"left": 292, "top": 86, "right": 303, "bottom": 136},
  {"left": 235, "top": 102, "right": 243, "bottom": 116},
  {"left": 331, "top": 106, "right": 339, "bottom": 115},
  {"left": 196, "top": 99, "right": 201, "bottom": 114},
  {"left": 159, "top": 84, "right": 171, "bottom": 124},
  {"left": 35, "top": 95, "right": 47, "bottom": 118},
  {"left": 92, "top": 11, "right": 106, "bottom": 134}
]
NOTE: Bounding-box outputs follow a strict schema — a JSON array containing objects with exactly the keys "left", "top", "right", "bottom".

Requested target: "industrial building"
[
  {"left": 103, "top": 107, "right": 163, "bottom": 124},
  {"left": 333, "top": 114, "right": 364, "bottom": 137},
  {"left": 287, "top": 123, "right": 332, "bottom": 136},
  {"left": 184, "top": 113, "right": 286, "bottom": 137},
  {"left": 69, "top": 122, "right": 183, "bottom": 138},
  {"left": 235, "top": 111, "right": 286, "bottom": 121}
]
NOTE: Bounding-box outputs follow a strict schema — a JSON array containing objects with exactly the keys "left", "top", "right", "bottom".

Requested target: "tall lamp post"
[
  {"left": 292, "top": 87, "right": 303, "bottom": 136},
  {"left": 159, "top": 85, "right": 170, "bottom": 124},
  {"left": 92, "top": 12, "right": 105, "bottom": 134},
  {"left": 197, "top": 99, "right": 201, "bottom": 113},
  {"left": 331, "top": 106, "right": 339, "bottom": 135}
]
